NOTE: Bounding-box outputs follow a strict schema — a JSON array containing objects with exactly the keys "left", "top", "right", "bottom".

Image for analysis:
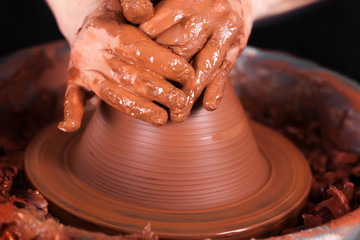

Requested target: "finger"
[
  {"left": 192, "top": 21, "right": 238, "bottom": 79},
  {"left": 106, "top": 57, "right": 186, "bottom": 114},
  {"left": 155, "top": 23, "right": 188, "bottom": 46},
  {"left": 203, "top": 41, "right": 242, "bottom": 110},
  {"left": 171, "top": 22, "right": 239, "bottom": 122},
  {"left": 58, "top": 83, "right": 86, "bottom": 133},
  {"left": 139, "top": 0, "right": 187, "bottom": 38},
  {"left": 203, "top": 62, "right": 230, "bottom": 111},
  {"left": 90, "top": 70, "right": 169, "bottom": 126},
  {"left": 113, "top": 26, "right": 195, "bottom": 84},
  {"left": 120, "top": 0, "right": 154, "bottom": 24},
  {"left": 156, "top": 14, "right": 212, "bottom": 61},
  {"left": 134, "top": 40, "right": 195, "bottom": 84}
]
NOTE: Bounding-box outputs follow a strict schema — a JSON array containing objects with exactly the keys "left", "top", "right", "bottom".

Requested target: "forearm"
[
  {"left": 253, "top": 0, "right": 323, "bottom": 20},
  {"left": 46, "top": 0, "right": 102, "bottom": 44}
]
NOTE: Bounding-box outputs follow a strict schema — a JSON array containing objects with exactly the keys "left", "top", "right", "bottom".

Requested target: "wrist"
[
  {"left": 228, "top": 0, "right": 254, "bottom": 46},
  {"left": 252, "top": 0, "right": 270, "bottom": 20},
  {"left": 252, "top": 0, "right": 321, "bottom": 20},
  {"left": 46, "top": 0, "right": 102, "bottom": 45}
]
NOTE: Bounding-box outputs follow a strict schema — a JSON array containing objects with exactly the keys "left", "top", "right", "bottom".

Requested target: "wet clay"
[
  {"left": 0, "top": 200, "right": 158, "bottom": 240},
  {"left": 120, "top": 0, "right": 154, "bottom": 24},
  {"left": 25, "top": 80, "right": 311, "bottom": 239},
  {"left": 68, "top": 81, "right": 270, "bottom": 210}
]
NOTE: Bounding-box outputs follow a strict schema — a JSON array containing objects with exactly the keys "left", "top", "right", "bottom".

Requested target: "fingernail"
[
  {"left": 204, "top": 102, "right": 217, "bottom": 111},
  {"left": 204, "top": 96, "right": 222, "bottom": 111},
  {"left": 58, "top": 120, "right": 80, "bottom": 133},
  {"left": 149, "top": 111, "right": 168, "bottom": 126}
]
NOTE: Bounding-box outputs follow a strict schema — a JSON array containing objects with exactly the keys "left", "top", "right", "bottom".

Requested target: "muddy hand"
[
  {"left": 119, "top": 0, "right": 154, "bottom": 24},
  {"left": 140, "top": 0, "right": 253, "bottom": 121},
  {"left": 58, "top": 0, "right": 195, "bottom": 132}
]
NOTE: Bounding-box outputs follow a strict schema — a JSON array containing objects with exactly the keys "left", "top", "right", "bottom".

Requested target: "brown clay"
[
  {"left": 68, "top": 81, "right": 270, "bottom": 210},
  {"left": 25, "top": 81, "right": 312, "bottom": 239}
]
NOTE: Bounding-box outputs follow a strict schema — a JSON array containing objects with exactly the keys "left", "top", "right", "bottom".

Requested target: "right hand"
[
  {"left": 139, "top": 0, "right": 254, "bottom": 121},
  {"left": 58, "top": 0, "right": 195, "bottom": 132}
]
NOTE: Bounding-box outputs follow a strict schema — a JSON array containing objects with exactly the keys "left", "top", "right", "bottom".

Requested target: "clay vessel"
[{"left": 68, "top": 82, "right": 270, "bottom": 210}]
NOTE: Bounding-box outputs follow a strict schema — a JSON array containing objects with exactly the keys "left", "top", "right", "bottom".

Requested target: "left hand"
[
  {"left": 58, "top": 0, "right": 195, "bottom": 132},
  {"left": 139, "top": 0, "right": 254, "bottom": 121}
]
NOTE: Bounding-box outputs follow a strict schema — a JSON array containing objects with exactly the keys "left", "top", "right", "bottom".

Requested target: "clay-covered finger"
[
  {"left": 156, "top": 14, "right": 212, "bottom": 61},
  {"left": 188, "top": 22, "right": 238, "bottom": 94},
  {"left": 137, "top": 41, "right": 195, "bottom": 84},
  {"left": 91, "top": 71, "right": 168, "bottom": 126},
  {"left": 106, "top": 57, "right": 186, "bottom": 114},
  {"left": 140, "top": 0, "right": 187, "bottom": 38},
  {"left": 192, "top": 23, "right": 238, "bottom": 80},
  {"left": 171, "top": 24, "right": 239, "bottom": 122},
  {"left": 58, "top": 83, "right": 86, "bottom": 133},
  {"left": 155, "top": 23, "right": 188, "bottom": 46},
  {"left": 114, "top": 27, "right": 195, "bottom": 84},
  {"left": 120, "top": 0, "right": 154, "bottom": 24},
  {"left": 203, "top": 62, "right": 230, "bottom": 111},
  {"left": 203, "top": 40, "right": 242, "bottom": 110}
]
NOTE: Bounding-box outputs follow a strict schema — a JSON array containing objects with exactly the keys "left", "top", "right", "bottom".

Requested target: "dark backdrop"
[{"left": 1, "top": 0, "right": 359, "bottom": 82}]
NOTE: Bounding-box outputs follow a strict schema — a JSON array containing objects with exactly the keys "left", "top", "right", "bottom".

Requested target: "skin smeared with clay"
[
  {"left": 56, "top": 0, "right": 321, "bottom": 130},
  {"left": 58, "top": 0, "right": 195, "bottom": 132},
  {"left": 119, "top": 0, "right": 154, "bottom": 24},
  {"left": 139, "top": 0, "right": 253, "bottom": 121}
]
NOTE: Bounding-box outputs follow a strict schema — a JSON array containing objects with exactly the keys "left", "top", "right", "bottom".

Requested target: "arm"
[
  {"left": 47, "top": 0, "right": 157, "bottom": 44},
  {"left": 46, "top": 0, "right": 101, "bottom": 45},
  {"left": 253, "top": 0, "right": 322, "bottom": 20}
]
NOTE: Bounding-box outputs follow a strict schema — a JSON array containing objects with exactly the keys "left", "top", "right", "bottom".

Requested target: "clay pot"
[{"left": 68, "top": 82, "right": 270, "bottom": 211}]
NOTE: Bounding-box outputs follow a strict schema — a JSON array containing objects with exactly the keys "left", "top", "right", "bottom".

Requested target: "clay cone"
[{"left": 68, "top": 82, "right": 270, "bottom": 210}]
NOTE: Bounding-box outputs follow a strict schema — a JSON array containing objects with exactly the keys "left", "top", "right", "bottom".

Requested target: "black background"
[{"left": 1, "top": 0, "right": 359, "bottom": 82}]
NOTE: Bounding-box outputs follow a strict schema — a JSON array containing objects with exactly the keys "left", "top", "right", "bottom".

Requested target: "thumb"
[
  {"left": 58, "top": 83, "right": 86, "bottom": 133},
  {"left": 120, "top": 0, "right": 154, "bottom": 24}
]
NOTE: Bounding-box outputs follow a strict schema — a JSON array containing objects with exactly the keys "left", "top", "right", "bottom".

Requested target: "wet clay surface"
[
  {"left": 120, "top": 0, "right": 154, "bottom": 24},
  {"left": 25, "top": 85, "right": 311, "bottom": 239},
  {"left": 1, "top": 42, "right": 360, "bottom": 239},
  {"left": 67, "top": 82, "right": 271, "bottom": 211}
]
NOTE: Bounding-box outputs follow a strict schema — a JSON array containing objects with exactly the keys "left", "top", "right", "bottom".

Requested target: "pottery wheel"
[{"left": 25, "top": 83, "right": 312, "bottom": 239}]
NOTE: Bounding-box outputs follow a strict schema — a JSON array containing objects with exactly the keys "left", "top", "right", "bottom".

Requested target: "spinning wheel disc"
[{"left": 25, "top": 120, "right": 311, "bottom": 239}]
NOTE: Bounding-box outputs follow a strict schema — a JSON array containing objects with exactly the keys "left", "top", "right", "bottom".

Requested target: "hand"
[
  {"left": 58, "top": 0, "right": 195, "bottom": 132},
  {"left": 139, "top": 0, "right": 254, "bottom": 121}
]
